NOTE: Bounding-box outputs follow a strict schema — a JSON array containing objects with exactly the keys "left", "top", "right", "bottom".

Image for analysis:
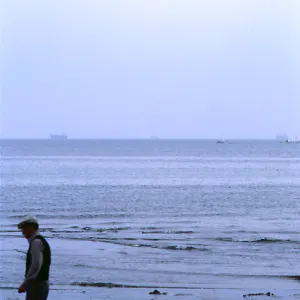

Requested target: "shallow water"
[{"left": 1, "top": 140, "right": 300, "bottom": 299}]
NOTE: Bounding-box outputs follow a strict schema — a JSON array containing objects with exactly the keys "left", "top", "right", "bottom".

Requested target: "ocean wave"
[
  {"left": 142, "top": 230, "right": 194, "bottom": 234},
  {"left": 82, "top": 226, "right": 131, "bottom": 232},
  {"left": 140, "top": 227, "right": 163, "bottom": 230},
  {"left": 163, "top": 245, "right": 208, "bottom": 251},
  {"left": 212, "top": 237, "right": 299, "bottom": 244},
  {"left": 42, "top": 226, "right": 194, "bottom": 235},
  {"left": 57, "top": 235, "right": 210, "bottom": 251},
  {"left": 2, "top": 155, "right": 300, "bottom": 163},
  {"left": 8, "top": 213, "right": 130, "bottom": 220},
  {"left": 100, "top": 240, "right": 209, "bottom": 251}
]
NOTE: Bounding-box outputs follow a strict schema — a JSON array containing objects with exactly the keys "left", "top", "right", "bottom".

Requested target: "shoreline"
[
  {"left": 1, "top": 275, "right": 300, "bottom": 300},
  {"left": 1, "top": 284, "right": 300, "bottom": 300}
]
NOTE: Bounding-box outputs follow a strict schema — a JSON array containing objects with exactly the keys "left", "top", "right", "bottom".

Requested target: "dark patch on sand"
[
  {"left": 72, "top": 282, "right": 138, "bottom": 288},
  {"left": 149, "top": 290, "right": 167, "bottom": 295}
]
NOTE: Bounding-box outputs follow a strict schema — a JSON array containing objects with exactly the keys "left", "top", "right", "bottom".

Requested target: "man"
[{"left": 17, "top": 216, "right": 51, "bottom": 300}]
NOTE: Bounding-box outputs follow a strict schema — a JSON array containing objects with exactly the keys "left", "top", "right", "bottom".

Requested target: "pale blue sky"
[{"left": 1, "top": 0, "right": 299, "bottom": 139}]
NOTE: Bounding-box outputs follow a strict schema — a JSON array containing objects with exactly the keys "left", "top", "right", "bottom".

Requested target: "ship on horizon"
[
  {"left": 286, "top": 135, "right": 300, "bottom": 143},
  {"left": 50, "top": 134, "right": 68, "bottom": 140}
]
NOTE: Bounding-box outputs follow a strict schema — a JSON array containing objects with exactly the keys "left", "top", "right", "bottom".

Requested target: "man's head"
[{"left": 18, "top": 216, "right": 39, "bottom": 239}]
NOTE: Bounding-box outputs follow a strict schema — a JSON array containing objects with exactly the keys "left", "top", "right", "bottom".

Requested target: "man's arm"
[{"left": 23, "top": 239, "right": 44, "bottom": 286}]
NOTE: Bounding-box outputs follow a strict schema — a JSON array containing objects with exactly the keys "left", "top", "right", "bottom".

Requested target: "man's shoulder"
[
  {"left": 34, "top": 235, "right": 51, "bottom": 250},
  {"left": 31, "top": 238, "right": 44, "bottom": 250}
]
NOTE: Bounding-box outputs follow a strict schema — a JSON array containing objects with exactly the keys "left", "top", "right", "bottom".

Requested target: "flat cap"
[{"left": 17, "top": 216, "right": 39, "bottom": 229}]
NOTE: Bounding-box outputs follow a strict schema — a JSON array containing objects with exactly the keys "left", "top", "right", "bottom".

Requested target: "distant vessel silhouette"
[
  {"left": 50, "top": 134, "right": 68, "bottom": 140},
  {"left": 216, "top": 134, "right": 225, "bottom": 144},
  {"left": 286, "top": 136, "right": 300, "bottom": 144}
]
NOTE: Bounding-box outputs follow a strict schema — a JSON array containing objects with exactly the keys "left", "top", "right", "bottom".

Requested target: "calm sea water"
[{"left": 1, "top": 140, "right": 300, "bottom": 297}]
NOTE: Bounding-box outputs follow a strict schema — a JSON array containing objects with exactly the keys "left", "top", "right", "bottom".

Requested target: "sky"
[{"left": 1, "top": 0, "right": 299, "bottom": 139}]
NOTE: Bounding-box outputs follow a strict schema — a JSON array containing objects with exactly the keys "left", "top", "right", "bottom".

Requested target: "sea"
[{"left": 0, "top": 139, "right": 300, "bottom": 300}]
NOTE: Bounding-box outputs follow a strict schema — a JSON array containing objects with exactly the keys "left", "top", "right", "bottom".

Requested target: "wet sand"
[
  {"left": 1, "top": 283, "right": 300, "bottom": 300},
  {"left": 1, "top": 271, "right": 300, "bottom": 300},
  {"left": 1, "top": 236, "right": 300, "bottom": 299}
]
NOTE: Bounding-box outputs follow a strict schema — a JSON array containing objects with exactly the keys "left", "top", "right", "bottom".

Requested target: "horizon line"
[{"left": 0, "top": 137, "right": 279, "bottom": 141}]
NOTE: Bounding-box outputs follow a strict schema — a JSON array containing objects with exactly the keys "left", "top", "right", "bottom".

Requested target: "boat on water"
[
  {"left": 217, "top": 134, "right": 225, "bottom": 144},
  {"left": 285, "top": 136, "right": 300, "bottom": 143},
  {"left": 50, "top": 134, "right": 68, "bottom": 140}
]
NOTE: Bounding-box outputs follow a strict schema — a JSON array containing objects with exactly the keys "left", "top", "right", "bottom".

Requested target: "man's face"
[{"left": 21, "top": 225, "right": 35, "bottom": 239}]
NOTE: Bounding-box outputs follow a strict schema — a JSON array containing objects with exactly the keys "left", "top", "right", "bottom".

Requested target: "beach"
[{"left": 1, "top": 237, "right": 300, "bottom": 299}]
